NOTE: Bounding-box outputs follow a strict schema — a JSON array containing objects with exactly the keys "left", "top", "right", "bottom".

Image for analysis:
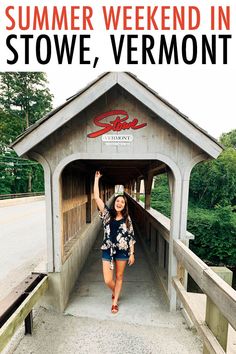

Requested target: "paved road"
[{"left": 0, "top": 200, "right": 46, "bottom": 300}]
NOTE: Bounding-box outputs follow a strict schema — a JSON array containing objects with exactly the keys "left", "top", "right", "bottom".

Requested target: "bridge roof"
[{"left": 10, "top": 72, "right": 223, "bottom": 158}]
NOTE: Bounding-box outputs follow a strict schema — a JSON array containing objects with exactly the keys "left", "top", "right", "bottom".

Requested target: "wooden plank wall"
[
  {"left": 61, "top": 169, "right": 87, "bottom": 256},
  {"left": 91, "top": 184, "right": 114, "bottom": 216},
  {"left": 62, "top": 169, "right": 115, "bottom": 258}
]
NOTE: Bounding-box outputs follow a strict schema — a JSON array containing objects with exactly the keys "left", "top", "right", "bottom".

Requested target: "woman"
[{"left": 94, "top": 171, "right": 136, "bottom": 314}]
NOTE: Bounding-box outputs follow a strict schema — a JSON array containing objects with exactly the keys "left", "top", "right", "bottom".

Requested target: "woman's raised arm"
[{"left": 93, "top": 171, "right": 105, "bottom": 212}]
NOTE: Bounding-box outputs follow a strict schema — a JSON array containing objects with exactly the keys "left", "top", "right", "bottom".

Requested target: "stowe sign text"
[{"left": 87, "top": 110, "right": 147, "bottom": 138}]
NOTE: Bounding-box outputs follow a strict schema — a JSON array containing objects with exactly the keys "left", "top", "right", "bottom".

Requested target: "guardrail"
[
  {"left": 0, "top": 192, "right": 44, "bottom": 200},
  {"left": 0, "top": 273, "right": 48, "bottom": 352},
  {"left": 131, "top": 198, "right": 170, "bottom": 296},
  {"left": 128, "top": 195, "right": 194, "bottom": 298},
  {"left": 127, "top": 194, "right": 236, "bottom": 354},
  {"left": 173, "top": 240, "right": 236, "bottom": 354}
]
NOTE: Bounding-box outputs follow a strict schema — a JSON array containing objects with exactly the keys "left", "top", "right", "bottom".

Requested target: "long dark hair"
[{"left": 110, "top": 194, "right": 130, "bottom": 229}]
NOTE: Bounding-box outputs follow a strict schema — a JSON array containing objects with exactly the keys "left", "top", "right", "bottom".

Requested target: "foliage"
[
  {"left": 0, "top": 72, "right": 53, "bottom": 131},
  {"left": 189, "top": 147, "right": 236, "bottom": 208},
  {"left": 220, "top": 129, "right": 236, "bottom": 149},
  {"left": 190, "top": 129, "right": 236, "bottom": 209},
  {"left": 0, "top": 149, "right": 44, "bottom": 194},
  {"left": 151, "top": 174, "right": 171, "bottom": 217},
  {"left": 0, "top": 72, "right": 53, "bottom": 195},
  {"left": 188, "top": 205, "right": 236, "bottom": 266},
  {"left": 0, "top": 108, "right": 23, "bottom": 148},
  {"left": 0, "top": 149, "right": 15, "bottom": 194},
  {"left": 143, "top": 131, "right": 236, "bottom": 267}
]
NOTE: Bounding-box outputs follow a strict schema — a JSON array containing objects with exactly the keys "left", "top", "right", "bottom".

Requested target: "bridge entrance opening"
[{"left": 59, "top": 158, "right": 174, "bottom": 307}]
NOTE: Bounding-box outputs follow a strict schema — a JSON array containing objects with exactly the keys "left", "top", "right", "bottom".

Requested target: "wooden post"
[
  {"left": 177, "top": 259, "right": 185, "bottom": 285},
  {"left": 24, "top": 311, "right": 33, "bottom": 335},
  {"left": 158, "top": 233, "right": 165, "bottom": 269},
  {"left": 144, "top": 171, "right": 153, "bottom": 210},
  {"left": 203, "top": 267, "right": 233, "bottom": 354},
  {"left": 167, "top": 170, "right": 174, "bottom": 197},
  {"left": 126, "top": 182, "right": 132, "bottom": 195},
  {"left": 178, "top": 174, "right": 190, "bottom": 291},
  {"left": 150, "top": 224, "right": 156, "bottom": 253},
  {"left": 85, "top": 177, "right": 91, "bottom": 223},
  {"left": 131, "top": 180, "right": 135, "bottom": 198},
  {"left": 136, "top": 178, "right": 141, "bottom": 201}
]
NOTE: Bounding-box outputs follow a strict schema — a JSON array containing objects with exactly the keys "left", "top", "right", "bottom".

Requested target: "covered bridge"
[{"left": 11, "top": 72, "right": 223, "bottom": 313}]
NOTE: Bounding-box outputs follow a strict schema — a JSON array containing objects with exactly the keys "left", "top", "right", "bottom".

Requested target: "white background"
[{"left": 1, "top": 0, "right": 235, "bottom": 139}]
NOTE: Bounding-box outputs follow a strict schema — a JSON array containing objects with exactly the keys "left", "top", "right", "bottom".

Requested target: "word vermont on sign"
[{"left": 87, "top": 110, "right": 147, "bottom": 138}]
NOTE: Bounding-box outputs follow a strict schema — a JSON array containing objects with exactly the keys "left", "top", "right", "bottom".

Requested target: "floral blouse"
[{"left": 99, "top": 205, "right": 136, "bottom": 253}]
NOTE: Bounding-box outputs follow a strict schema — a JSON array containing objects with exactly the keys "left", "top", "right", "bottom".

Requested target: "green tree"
[
  {"left": 0, "top": 72, "right": 53, "bottom": 131},
  {"left": 150, "top": 139, "right": 236, "bottom": 267},
  {"left": 190, "top": 130, "right": 236, "bottom": 208},
  {"left": 0, "top": 108, "right": 22, "bottom": 148},
  {"left": 220, "top": 129, "right": 236, "bottom": 149},
  {"left": 188, "top": 205, "right": 236, "bottom": 266},
  {"left": 0, "top": 72, "right": 53, "bottom": 195},
  {"left": 151, "top": 174, "right": 171, "bottom": 217}
]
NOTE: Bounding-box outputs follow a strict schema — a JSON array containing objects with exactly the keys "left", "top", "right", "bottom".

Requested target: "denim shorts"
[{"left": 102, "top": 249, "right": 129, "bottom": 261}]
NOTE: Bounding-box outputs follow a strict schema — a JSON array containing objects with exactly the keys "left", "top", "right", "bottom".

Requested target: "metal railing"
[{"left": 0, "top": 192, "right": 44, "bottom": 200}]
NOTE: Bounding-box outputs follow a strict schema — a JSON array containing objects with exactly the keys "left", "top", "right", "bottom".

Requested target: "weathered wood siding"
[
  {"left": 61, "top": 168, "right": 87, "bottom": 258},
  {"left": 33, "top": 86, "right": 205, "bottom": 263},
  {"left": 34, "top": 87, "right": 204, "bottom": 175}
]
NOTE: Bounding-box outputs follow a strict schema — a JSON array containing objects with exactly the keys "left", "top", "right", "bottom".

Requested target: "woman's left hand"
[{"left": 128, "top": 254, "right": 135, "bottom": 266}]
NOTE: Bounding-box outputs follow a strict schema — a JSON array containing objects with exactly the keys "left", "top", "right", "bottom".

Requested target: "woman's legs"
[
  {"left": 113, "top": 260, "right": 127, "bottom": 306},
  {"left": 102, "top": 259, "right": 127, "bottom": 313},
  {"left": 102, "top": 260, "right": 115, "bottom": 295}
]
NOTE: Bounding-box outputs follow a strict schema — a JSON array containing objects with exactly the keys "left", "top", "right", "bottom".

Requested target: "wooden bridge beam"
[
  {"left": 136, "top": 178, "right": 141, "bottom": 202},
  {"left": 144, "top": 171, "right": 153, "bottom": 210}
]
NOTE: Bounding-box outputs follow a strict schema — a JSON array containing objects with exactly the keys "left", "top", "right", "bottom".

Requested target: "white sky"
[{"left": 46, "top": 65, "right": 235, "bottom": 140}]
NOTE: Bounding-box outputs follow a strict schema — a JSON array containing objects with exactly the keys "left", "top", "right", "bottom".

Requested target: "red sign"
[{"left": 87, "top": 110, "right": 147, "bottom": 138}]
